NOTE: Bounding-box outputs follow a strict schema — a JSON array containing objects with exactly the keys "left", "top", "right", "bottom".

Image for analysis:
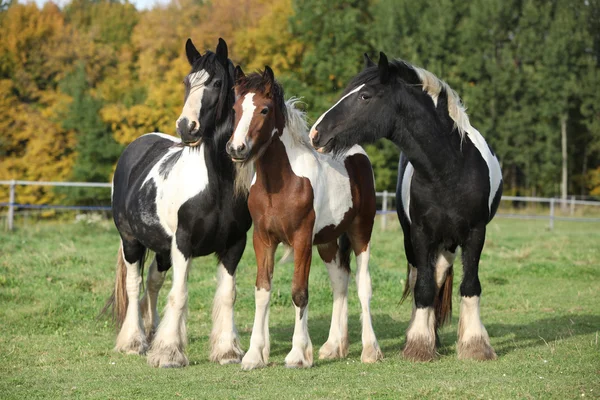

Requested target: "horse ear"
[
  {"left": 378, "top": 51, "right": 390, "bottom": 84},
  {"left": 235, "top": 65, "right": 246, "bottom": 83},
  {"left": 185, "top": 38, "right": 201, "bottom": 66},
  {"left": 263, "top": 65, "right": 275, "bottom": 84},
  {"left": 363, "top": 53, "right": 375, "bottom": 68},
  {"left": 262, "top": 66, "right": 275, "bottom": 96},
  {"left": 216, "top": 38, "right": 228, "bottom": 67},
  {"left": 228, "top": 61, "right": 235, "bottom": 84}
]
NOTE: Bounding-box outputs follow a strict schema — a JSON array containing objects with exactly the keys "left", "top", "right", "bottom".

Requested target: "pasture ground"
[{"left": 1, "top": 217, "right": 599, "bottom": 399}]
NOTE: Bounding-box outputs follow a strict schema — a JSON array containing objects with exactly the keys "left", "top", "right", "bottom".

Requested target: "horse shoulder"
[{"left": 142, "top": 146, "right": 211, "bottom": 235}]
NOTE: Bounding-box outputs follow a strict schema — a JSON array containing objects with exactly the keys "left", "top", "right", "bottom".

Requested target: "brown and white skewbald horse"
[{"left": 226, "top": 66, "right": 383, "bottom": 370}]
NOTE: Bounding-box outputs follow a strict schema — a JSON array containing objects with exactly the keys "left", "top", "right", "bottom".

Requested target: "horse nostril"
[
  {"left": 190, "top": 121, "right": 197, "bottom": 132},
  {"left": 311, "top": 129, "right": 319, "bottom": 143},
  {"left": 239, "top": 143, "right": 246, "bottom": 152}
]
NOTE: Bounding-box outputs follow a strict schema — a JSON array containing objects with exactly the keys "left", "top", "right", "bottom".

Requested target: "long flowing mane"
[
  {"left": 283, "top": 98, "right": 311, "bottom": 148},
  {"left": 345, "top": 59, "right": 472, "bottom": 140}
]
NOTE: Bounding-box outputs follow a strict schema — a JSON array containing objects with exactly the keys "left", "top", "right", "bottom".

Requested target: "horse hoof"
[
  {"left": 361, "top": 343, "right": 383, "bottom": 363},
  {"left": 147, "top": 344, "right": 188, "bottom": 368},
  {"left": 402, "top": 337, "right": 436, "bottom": 362},
  {"left": 114, "top": 333, "right": 148, "bottom": 355},
  {"left": 285, "top": 348, "right": 313, "bottom": 368},
  {"left": 210, "top": 341, "right": 245, "bottom": 365},
  {"left": 241, "top": 350, "right": 267, "bottom": 370},
  {"left": 318, "top": 339, "right": 348, "bottom": 360},
  {"left": 457, "top": 336, "right": 497, "bottom": 361}
]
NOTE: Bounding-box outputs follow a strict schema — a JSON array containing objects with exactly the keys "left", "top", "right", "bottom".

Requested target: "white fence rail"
[
  {"left": 376, "top": 191, "right": 600, "bottom": 230},
  {"left": 2, "top": 180, "right": 600, "bottom": 231}
]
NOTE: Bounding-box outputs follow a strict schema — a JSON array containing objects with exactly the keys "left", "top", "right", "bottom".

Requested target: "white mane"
[
  {"left": 283, "top": 97, "right": 312, "bottom": 148},
  {"left": 412, "top": 65, "right": 471, "bottom": 140}
]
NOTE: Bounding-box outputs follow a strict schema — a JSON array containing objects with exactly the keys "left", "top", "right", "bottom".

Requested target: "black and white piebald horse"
[
  {"left": 107, "top": 38, "right": 252, "bottom": 368},
  {"left": 309, "top": 53, "right": 503, "bottom": 361}
]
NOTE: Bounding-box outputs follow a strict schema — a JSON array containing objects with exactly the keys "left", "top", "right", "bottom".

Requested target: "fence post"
[
  {"left": 549, "top": 198, "right": 555, "bottom": 230},
  {"left": 570, "top": 195, "right": 575, "bottom": 216},
  {"left": 7, "top": 180, "right": 16, "bottom": 231},
  {"left": 381, "top": 190, "right": 388, "bottom": 231}
]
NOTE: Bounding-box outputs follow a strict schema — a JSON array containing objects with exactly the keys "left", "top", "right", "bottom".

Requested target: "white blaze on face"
[
  {"left": 230, "top": 93, "right": 256, "bottom": 148},
  {"left": 176, "top": 70, "right": 210, "bottom": 132},
  {"left": 309, "top": 84, "right": 365, "bottom": 140}
]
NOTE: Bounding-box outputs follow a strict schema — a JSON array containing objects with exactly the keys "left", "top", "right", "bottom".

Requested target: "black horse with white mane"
[
  {"left": 310, "top": 53, "right": 503, "bottom": 361},
  {"left": 106, "top": 38, "right": 252, "bottom": 368}
]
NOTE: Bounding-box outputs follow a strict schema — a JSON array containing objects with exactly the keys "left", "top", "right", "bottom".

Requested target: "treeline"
[{"left": 1, "top": 0, "right": 599, "bottom": 206}]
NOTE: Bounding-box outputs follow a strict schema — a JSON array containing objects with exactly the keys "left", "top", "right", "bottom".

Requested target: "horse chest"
[{"left": 141, "top": 147, "right": 210, "bottom": 236}]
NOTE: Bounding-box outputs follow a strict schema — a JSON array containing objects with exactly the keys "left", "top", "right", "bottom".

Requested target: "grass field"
[{"left": 1, "top": 217, "right": 599, "bottom": 399}]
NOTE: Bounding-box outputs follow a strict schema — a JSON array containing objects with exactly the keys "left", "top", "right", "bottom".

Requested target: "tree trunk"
[{"left": 561, "top": 114, "right": 568, "bottom": 212}]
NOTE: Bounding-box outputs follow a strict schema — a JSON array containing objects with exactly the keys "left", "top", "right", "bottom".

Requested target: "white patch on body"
[
  {"left": 241, "top": 288, "right": 271, "bottom": 370},
  {"left": 144, "top": 132, "right": 179, "bottom": 142},
  {"left": 142, "top": 145, "right": 209, "bottom": 236},
  {"left": 176, "top": 70, "right": 209, "bottom": 132},
  {"left": 280, "top": 119, "right": 365, "bottom": 239},
  {"left": 231, "top": 93, "right": 256, "bottom": 148},
  {"left": 309, "top": 84, "right": 365, "bottom": 138},
  {"left": 466, "top": 128, "right": 502, "bottom": 212},
  {"left": 400, "top": 162, "right": 414, "bottom": 224}
]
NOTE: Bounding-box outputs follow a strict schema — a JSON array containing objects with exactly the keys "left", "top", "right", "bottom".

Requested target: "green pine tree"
[{"left": 59, "top": 62, "right": 121, "bottom": 205}]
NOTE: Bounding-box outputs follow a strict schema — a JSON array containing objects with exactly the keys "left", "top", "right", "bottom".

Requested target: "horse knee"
[
  {"left": 414, "top": 274, "right": 436, "bottom": 309},
  {"left": 292, "top": 288, "right": 308, "bottom": 310}
]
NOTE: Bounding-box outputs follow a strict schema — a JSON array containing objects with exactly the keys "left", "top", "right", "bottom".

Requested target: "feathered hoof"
[
  {"left": 211, "top": 347, "right": 244, "bottom": 365},
  {"left": 318, "top": 339, "right": 348, "bottom": 360},
  {"left": 361, "top": 342, "right": 383, "bottom": 363},
  {"left": 457, "top": 336, "right": 497, "bottom": 361},
  {"left": 210, "top": 335, "right": 244, "bottom": 365},
  {"left": 115, "top": 331, "right": 148, "bottom": 355},
  {"left": 285, "top": 346, "right": 313, "bottom": 368},
  {"left": 147, "top": 343, "right": 188, "bottom": 368},
  {"left": 241, "top": 348, "right": 267, "bottom": 371},
  {"left": 402, "top": 336, "right": 437, "bottom": 362}
]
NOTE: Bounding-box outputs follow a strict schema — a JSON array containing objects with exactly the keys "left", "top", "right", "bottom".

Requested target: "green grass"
[{"left": 1, "top": 217, "right": 599, "bottom": 399}]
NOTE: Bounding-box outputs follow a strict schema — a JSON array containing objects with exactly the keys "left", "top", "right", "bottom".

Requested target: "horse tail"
[
  {"left": 339, "top": 233, "right": 352, "bottom": 271},
  {"left": 278, "top": 244, "right": 294, "bottom": 264},
  {"left": 99, "top": 242, "right": 131, "bottom": 328},
  {"left": 434, "top": 265, "right": 453, "bottom": 328},
  {"left": 400, "top": 262, "right": 412, "bottom": 304}
]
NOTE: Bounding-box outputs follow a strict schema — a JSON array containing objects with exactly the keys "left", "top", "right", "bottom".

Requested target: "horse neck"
[
  {"left": 206, "top": 112, "right": 236, "bottom": 183},
  {"left": 253, "top": 118, "right": 296, "bottom": 192},
  {"left": 390, "top": 103, "right": 462, "bottom": 182}
]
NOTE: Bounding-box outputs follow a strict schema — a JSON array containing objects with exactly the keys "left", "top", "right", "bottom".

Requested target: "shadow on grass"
[
  {"left": 267, "top": 312, "right": 404, "bottom": 358},
  {"left": 187, "top": 313, "right": 598, "bottom": 366},
  {"left": 437, "top": 313, "right": 599, "bottom": 356}
]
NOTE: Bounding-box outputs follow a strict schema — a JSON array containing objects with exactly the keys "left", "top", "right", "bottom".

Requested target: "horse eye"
[
  {"left": 360, "top": 93, "right": 371, "bottom": 101},
  {"left": 261, "top": 107, "right": 269, "bottom": 115},
  {"left": 214, "top": 80, "right": 222, "bottom": 88}
]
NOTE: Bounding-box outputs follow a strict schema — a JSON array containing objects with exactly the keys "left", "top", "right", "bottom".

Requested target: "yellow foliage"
[
  {"left": 0, "top": 81, "right": 75, "bottom": 205},
  {"left": 232, "top": 0, "right": 304, "bottom": 74}
]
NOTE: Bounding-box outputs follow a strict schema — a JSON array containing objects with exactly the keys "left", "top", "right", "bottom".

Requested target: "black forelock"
[
  {"left": 235, "top": 71, "right": 287, "bottom": 118},
  {"left": 342, "top": 59, "right": 422, "bottom": 95}
]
